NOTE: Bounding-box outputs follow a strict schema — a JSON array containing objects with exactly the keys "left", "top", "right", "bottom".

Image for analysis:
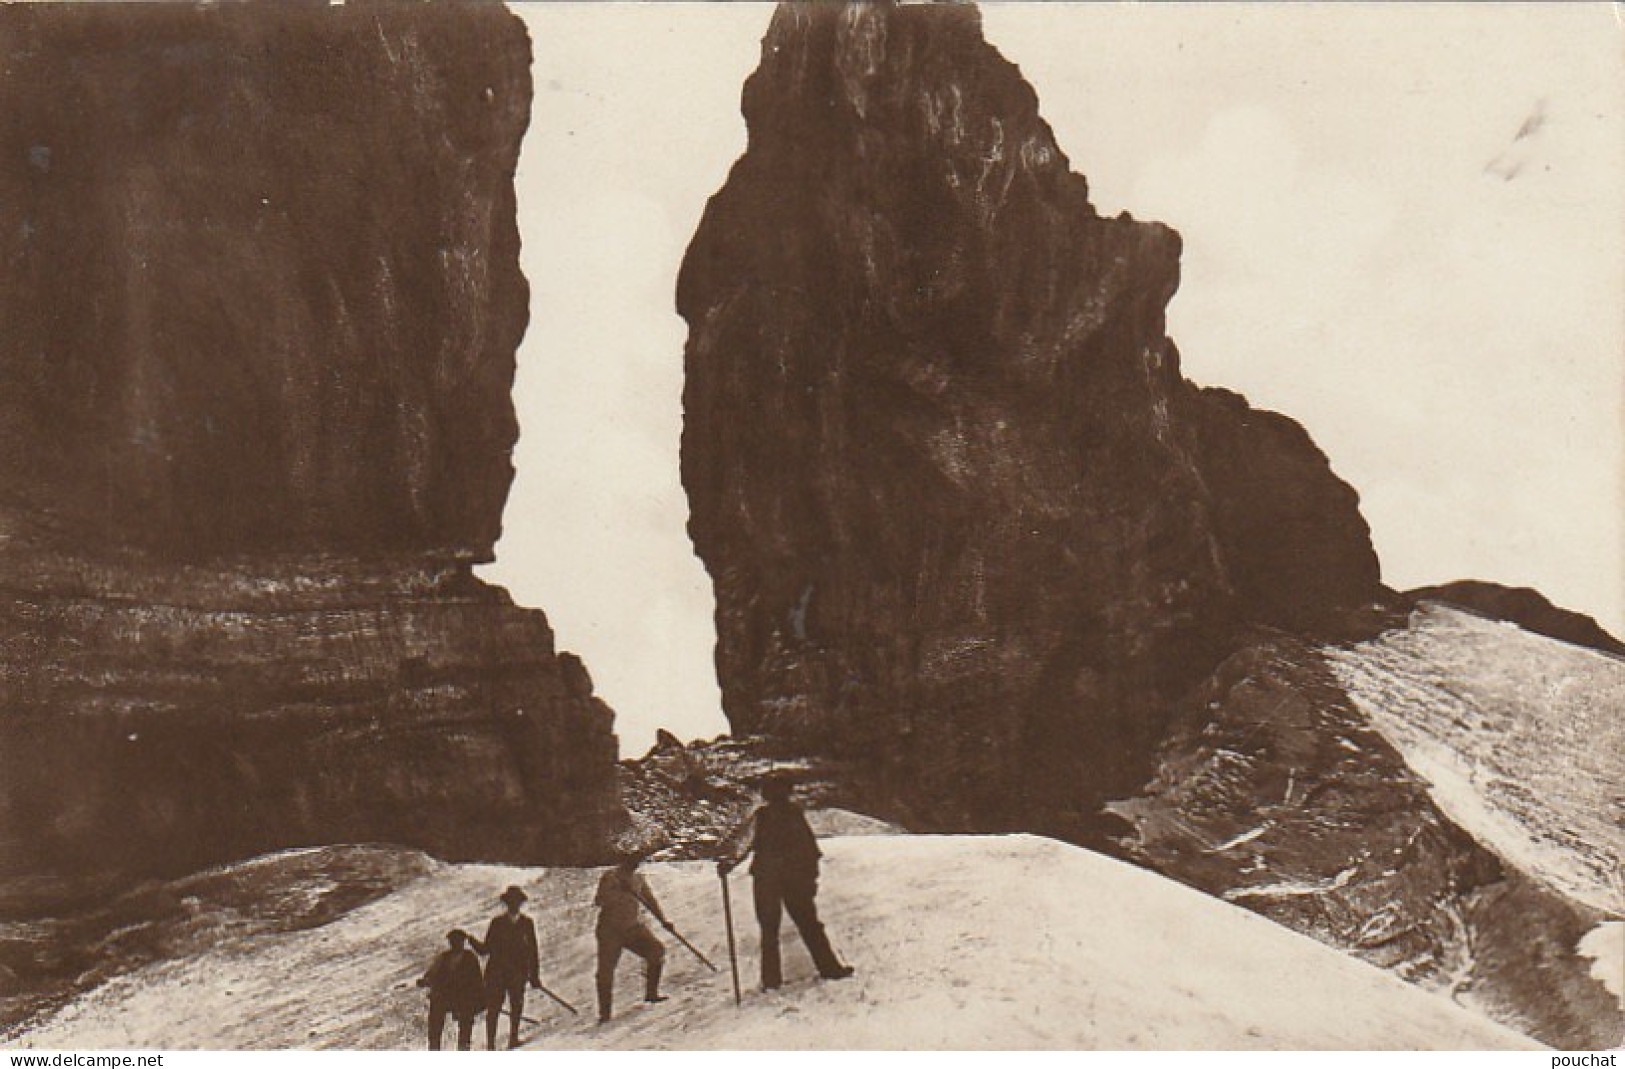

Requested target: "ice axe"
[
  {"left": 631, "top": 887, "right": 719, "bottom": 973},
  {"left": 659, "top": 917, "right": 719, "bottom": 973},
  {"left": 719, "top": 867, "right": 742, "bottom": 1007}
]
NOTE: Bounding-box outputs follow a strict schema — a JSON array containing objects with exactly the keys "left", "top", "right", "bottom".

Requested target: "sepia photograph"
[{"left": 0, "top": 0, "right": 1620, "bottom": 1053}]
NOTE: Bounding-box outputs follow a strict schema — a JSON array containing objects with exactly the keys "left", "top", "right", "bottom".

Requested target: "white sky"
[{"left": 487, "top": 3, "right": 1624, "bottom": 755}]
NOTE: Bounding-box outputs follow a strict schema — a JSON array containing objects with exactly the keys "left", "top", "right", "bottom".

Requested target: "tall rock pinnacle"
[{"left": 679, "top": 2, "right": 1379, "bottom": 832}]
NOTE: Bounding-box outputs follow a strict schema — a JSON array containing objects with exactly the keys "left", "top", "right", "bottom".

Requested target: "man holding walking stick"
[
  {"left": 593, "top": 854, "right": 671, "bottom": 1022},
  {"left": 716, "top": 770, "right": 855, "bottom": 992}
]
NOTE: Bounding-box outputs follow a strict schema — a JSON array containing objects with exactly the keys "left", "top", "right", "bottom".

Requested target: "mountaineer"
[
  {"left": 416, "top": 929, "right": 485, "bottom": 1051},
  {"left": 717, "top": 770, "right": 854, "bottom": 990},
  {"left": 470, "top": 885, "right": 542, "bottom": 1049},
  {"left": 593, "top": 854, "right": 670, "bottom": 1022}
]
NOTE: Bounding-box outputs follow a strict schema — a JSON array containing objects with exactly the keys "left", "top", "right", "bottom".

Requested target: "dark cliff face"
[
  {"left": 0, "top": 1, "right": 526, "bottom": 560},
  {"left": 0, "top": 2, "right": 621, "bottom": 907},
  {"left": 1188, "top": 386, "right": 1380, "bottom": 631},
  {"left": 678, "top": 2, "right": 1379, "bottom": 831}
]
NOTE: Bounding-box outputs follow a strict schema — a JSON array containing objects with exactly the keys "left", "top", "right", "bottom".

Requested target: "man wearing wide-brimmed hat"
[
  {"left": 470, "top": 885, "right": 541, "bottom": 1049},
  {"left": 717, "top": 769, "right": 854, "bottom": 990}
]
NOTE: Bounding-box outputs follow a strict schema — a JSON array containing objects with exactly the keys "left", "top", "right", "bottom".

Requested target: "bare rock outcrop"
[
  {"left": 1408, "top": 580, "right": 1625, "bottom": 658},
  {"left": 678, "top": 2, "right": 1379, "bottom": 834},
  {"left": 1112, "top": 627, "right": 1621, "bottom": 1049},
  {"left": 0, "top": 2, "right": 621, "bottom": 910}
]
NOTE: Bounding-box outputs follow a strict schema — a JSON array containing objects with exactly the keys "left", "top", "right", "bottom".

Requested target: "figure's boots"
[
  {"left": 644, "top": 958, "right": 667, "bottom": 1003},
  {"left": 802, "top": 917, "right": 847, "bottom": 979},
  {"left": 597, "top": 977, "right": 613, "bottom": 1024},
  {"left": 760, "top": 931, "right": 782, "bottom": 991}
]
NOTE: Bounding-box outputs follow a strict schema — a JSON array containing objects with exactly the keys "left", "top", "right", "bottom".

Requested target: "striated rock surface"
[
  {"left": 0, "top": 1, "right": 526, "bottom": 559},
  {"left": 1112, "top": 619, "right": 1622, "bottom": 1049},
  {"left": 678, "top": 2, "right": 1378, "bottom": 834},
  {"left": 0, "top": 1, "right": 620, "bottom": 909}
]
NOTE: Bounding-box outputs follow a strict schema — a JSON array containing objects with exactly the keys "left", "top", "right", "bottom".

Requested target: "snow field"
[{"left": 15, "top": 834, "right": 1537, "bottom": 1050}]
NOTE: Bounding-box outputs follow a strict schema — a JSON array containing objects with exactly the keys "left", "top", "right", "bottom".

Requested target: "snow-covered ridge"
[{"left": 13, "top": 835, "right": 1536, "bottom": 1050}]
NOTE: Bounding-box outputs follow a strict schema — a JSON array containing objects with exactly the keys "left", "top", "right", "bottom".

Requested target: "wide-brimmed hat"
[
  {"left": 757, "top": 768, "right": 798, "bottom": 797},
  {"left": 753, "top": 761, "right": 806, "bottom": 782},
  {"left": 498, "top": 885, "right": 528, "bottom": 906}
]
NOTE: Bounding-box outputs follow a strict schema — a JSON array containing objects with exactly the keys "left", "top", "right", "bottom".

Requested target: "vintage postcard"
[{"left": 0, "top": 1, "right": 1619, "bottom": 1053}]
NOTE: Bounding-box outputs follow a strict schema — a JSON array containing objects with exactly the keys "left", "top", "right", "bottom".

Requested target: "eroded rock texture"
[
  {"left": 678, "top": 2, "right": 1378, "bottom": 833},
  {"left": 1114, "top": 626, "right": 1622, "bottom": 1049},
  {"left": 0, "top": 1, "right": 619, "bottom": 909}
]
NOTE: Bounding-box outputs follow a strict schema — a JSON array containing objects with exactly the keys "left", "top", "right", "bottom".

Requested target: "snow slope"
[
  {"left": 12, "top": 835, "right": 1537, "bottom": 1050},
  {"left": 1327, "top": 603, "right": 1625, "bottom": 916}
]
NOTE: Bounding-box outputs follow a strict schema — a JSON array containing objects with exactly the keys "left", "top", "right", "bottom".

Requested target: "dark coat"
[
  {"left": 749, "top": 800, "right": 822, "bottom": 884},
  {"left": 479, "top": 913, "right": 540, "bottom": 987},
  {"left": 421, "top": 947, "right": 485, "bottom": 1018}
]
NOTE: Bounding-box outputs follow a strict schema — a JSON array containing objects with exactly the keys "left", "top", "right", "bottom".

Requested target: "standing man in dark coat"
[
  {"left": 417, "top": 929, "right": 485, "bottom": 1050},
  {"left": 470, "top": 885, "right": 542, "bottom": 1050},
  {"left": 717, "top": 771, "right": 854, "bottom": 990},
  {"left": 593, "top": 855, "right": 669, "bottom": 1022}
]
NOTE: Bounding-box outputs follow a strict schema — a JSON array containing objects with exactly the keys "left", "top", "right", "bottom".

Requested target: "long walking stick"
[
  {"left": 501, "top": 1008, "right": 545, "bottom": 1027},
  {"left": 531, "top": 978, "right": 581, "bottom": 1016},
  {"left": 660, "top": 919, "right": 720, "bottom": 972},
  {"left": 719, "top": 869, "right": 742, "bottom": 1007},
  {"left": 630, "top": 887, "right": 720, "bottom": 972}
]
